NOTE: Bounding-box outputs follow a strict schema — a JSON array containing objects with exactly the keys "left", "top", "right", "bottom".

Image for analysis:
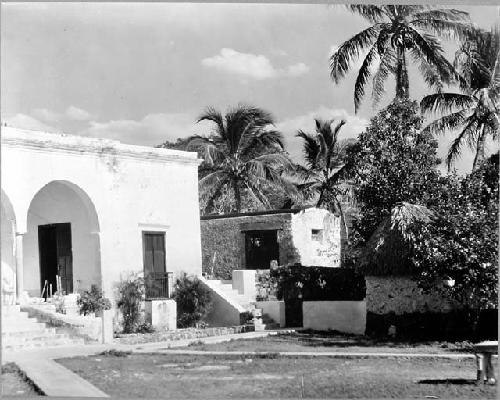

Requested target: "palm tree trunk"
[
  {"left": 395, "top": 47, "right": 409, "bottom": 100},
  {"left": 472, "top": 127, "right": 486, "bottom": 171},
  {"left": 232, "top": 180, "right": 241, "bottom": 213}
]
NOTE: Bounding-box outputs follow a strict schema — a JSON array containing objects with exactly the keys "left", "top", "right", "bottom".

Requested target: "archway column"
[{"left": 15, "top": 231, "right": 26, "bottom": 304}]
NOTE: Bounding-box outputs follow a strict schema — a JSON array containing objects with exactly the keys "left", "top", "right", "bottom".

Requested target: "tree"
[
  {"left": 291, "top": 118, "right": 355, "bottom": 230},
  {"left": 187, "top": 104, "right": 295, "bottom": 214},
  {"left": 348, "top": 100, "right": 441, "bottom": 245},
  {"left": 330, "top": 5, "right": 472, "bottom": 112},
  {"left": 409, "top": 154, "right": 498, "bottom": 329},
  {"left": 421, "top": 27, "right": 500, "bottom": 171}
]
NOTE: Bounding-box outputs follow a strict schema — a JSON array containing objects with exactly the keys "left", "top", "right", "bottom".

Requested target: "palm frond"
[
  {"left": 296, "top": 130, "right": 321, "bottom": 169},
  {"left": 329, "top": 25, "right": 381, "bottom": 83},
  {"left": 410, "top": 18, "right": 474, "bottom": 41},
  {"left": 411, "top": 9, "right": 470, "bottom": 23},
  {"left": 354, "top": 45, "right": 379, "bottom": 112},
  {"left": 421, "top": 110, "right": 469, "bottom": 136},
  {"left": 197, "top": 107, "right": 226, "bottom": 140},
  {"left": 238, "top": 129, "right": 284, "bottom": 158},
  {"left": 186, "top": 135, "right": 225, "bottom": 166},
  {"left": 420, "top": 92, "right": 475, "bottom": 114},
  {"left": 446, "top": 116, "right": 478, "bottom": 170},
  {"left": 372, "top": 46, "right": 396, "bottom": 106},
  {"left": 346, "top": 5, "right": 387, "bottom": 23}
]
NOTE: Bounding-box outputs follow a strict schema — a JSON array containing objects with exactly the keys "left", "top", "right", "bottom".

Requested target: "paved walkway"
[{"left": 3, "top": 330, "right": 482, "bottom": 398}]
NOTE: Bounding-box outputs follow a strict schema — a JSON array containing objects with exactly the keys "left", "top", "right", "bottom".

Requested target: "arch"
[
  {"left": 1, "top": 189, "right": 17, "bottom": 301},
  {"left": 24, "top": 180, "right": 102, "bottom": 296},
  {"left": 1, "top": 188, "right": 17, "bottom": 229}
]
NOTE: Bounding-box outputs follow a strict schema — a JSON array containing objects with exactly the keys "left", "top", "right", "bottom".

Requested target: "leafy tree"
[
  {"left": 421, "top": 27, "right": 500, "bottom": 170},
  {"left": 330, "top": 5, "right": 472, "bottom": 112},
  {"left": 290, "top": 118, "right": 356, "bottom": 233},
  {"left": 187, "top": 104, "right": 296, "bottom": 214},
  {"left": 348, "top": 100, "right": 440, "bottom": 245},
  {"left": 409, "top": 154, "right": 498, "bottom": 329},
  {"left": 174, "top": 274, "right": 213, "bottom": 328},
  {"left": 157, "top": 137, "right": 192, "bottom": 151}
]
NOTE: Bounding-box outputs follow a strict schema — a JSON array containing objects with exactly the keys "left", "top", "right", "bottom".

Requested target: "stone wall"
[
  {"left": 302, "top": 301, "right": 366, "bottom": 335},
  {"left": 200, "top": 213, "right": 297, "bottom": 279},
  {"left": 201, "top": 208, "right": 343, "bottom": 279},
  {"left": 366, "top": 275, "right": 457, "bottom": 315}
]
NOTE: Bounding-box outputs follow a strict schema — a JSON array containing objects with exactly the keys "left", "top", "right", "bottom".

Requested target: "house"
[
  {"left": 1, "top": 127, "right": 202, "bottom": 309},
  {"left": 200, "top": 207, "right": 346, "bottom": 279}
]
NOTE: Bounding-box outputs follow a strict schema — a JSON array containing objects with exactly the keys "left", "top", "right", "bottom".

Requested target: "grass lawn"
[
  {"left": 1, "top": 363, "right": 42, "bottom": 397},
  {"left": 56, "top": 352, "right": 496, "bottom": 399},
  {"left": 178, "top": 331, "right": 475, "bottom": 354}
]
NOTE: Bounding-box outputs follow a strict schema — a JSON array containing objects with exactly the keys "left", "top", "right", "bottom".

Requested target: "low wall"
[
  {"left": 365, "top": 276, "right": 457, "bottom": 315},
  {"left": 145, "top": 299, "right": 177, "bottom": 330},
  {"left": 255, "top": 300, "right": 285, "bottom": 328},
  {"left": 302, "top": 301, "right": 366, "bottom": 335},
  {"left": 200, "top": 278, "right": 244, "bottom": 327}
]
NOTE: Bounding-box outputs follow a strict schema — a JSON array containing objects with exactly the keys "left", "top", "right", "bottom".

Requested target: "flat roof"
[{"left": 200, "top": 208, "right": 311, "bottom": 220}]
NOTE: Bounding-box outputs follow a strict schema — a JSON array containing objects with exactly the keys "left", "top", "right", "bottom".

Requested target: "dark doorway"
[
  {"left": 38, "top": 223, "right": 73, "bottom": 294},
  {"left": 244, "top": 230, "right": 279, "bottom": 269}
]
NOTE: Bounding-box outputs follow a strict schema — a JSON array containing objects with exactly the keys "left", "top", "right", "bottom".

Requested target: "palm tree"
[
  {"left": 421, "top": 27, "right": 500, "bottom": 171},
  {"left": 188, "top": 104, "right": 295, "bottom": 214},
  {"left": 291, "top": 118, "right": 355, "bottom": 233},
  {"left": 330, "top": 5, "right": 473, "bottom": 112}
]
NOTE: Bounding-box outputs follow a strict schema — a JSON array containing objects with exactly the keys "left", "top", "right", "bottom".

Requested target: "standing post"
[{"left": 15, "top": 233, "right": 25, "bottom": 304}]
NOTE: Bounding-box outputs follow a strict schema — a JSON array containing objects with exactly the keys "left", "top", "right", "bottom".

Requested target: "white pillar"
[{"left": 15, "top": 232, "right": 25, "bottom": 304}]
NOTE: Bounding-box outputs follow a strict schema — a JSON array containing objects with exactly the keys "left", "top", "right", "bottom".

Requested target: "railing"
[{"left": 145, "top": 272, "right": 174, "bottom": 300}]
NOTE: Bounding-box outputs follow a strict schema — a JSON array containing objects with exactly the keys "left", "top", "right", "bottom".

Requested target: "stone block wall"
[
  {"left": 365, "top": 275, "right": 458, "bottom": 315},
  {"left": 201, "top": 208, "right": 343, "bottom": 279}
]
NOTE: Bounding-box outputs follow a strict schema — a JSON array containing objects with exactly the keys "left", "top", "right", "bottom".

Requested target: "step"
[
  {"left": 2, "top": 332, "right": 70, "bottom": 345},
  {"left": 1, "top": 305, "right": 21, "bottom": 315},
  {"left": 1, "top": 311, "right": 30, "bottom": 320},
  {"left": 2, "top": 321, "right": 48, "bottom": 333},
  {"left": 2, "top": 327, "right": 57, "bottom": 338},
  {"left": 3, "top": 337, "right": 84, "bottom": 351}
]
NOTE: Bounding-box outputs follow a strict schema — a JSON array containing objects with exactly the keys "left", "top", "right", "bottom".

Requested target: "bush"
[
  {"left": 77, "top": 285, "right": 112, "bottom": 316},
  {"left": 116, "top": 274, "right": 145, "bottom": 333},
  {"left": 271, "top": 264, "right": 366, "bottom": 301},
  {"left": 174, "top": 274, "right": 213, "bottom": 328}
]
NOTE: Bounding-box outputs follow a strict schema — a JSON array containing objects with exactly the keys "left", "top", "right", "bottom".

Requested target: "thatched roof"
[{"left": 357, "top": 202, "right": 434, "bottom": 276}]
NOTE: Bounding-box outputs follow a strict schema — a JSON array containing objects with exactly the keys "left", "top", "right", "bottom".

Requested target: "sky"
[{"left": 1, "top": 2, "right": 499, "bottom": 174}]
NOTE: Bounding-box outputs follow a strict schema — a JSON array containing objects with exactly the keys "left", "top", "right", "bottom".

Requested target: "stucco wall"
[
  {"left": 302, "top": 301, "right": 366, "bottom": 334},
  {"left": 1, "top": 201, "right": 16, "bottom": 291},
  {"left": 1, "top": 127, "right": 202, "bottom": 302},
  {"left": 200, "top": 208, "right": 343, "bottom": 279},
  {"left": 290, "top": 208, "right": 342, "bottom": 268},
  {"left": 365, "top": 276, "right": 457, "bottom": 315}
]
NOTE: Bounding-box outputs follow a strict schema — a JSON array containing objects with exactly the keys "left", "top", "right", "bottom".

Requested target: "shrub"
[
  {"left": 174, "top": 274, "right": 213, "bottom": 328},
  {"left": 271, "top": 264, "right": 366, "bottom": 301},
  {"left": 116, "top": 274, "right": 145, "bottom": 333},
  {"left": 77, "top": 285, "right": 112, "bottom": 316}
]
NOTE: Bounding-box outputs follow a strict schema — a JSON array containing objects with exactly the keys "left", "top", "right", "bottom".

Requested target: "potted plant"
[{"left": 77, "top": 285, "right": 112, "bottom": 317}]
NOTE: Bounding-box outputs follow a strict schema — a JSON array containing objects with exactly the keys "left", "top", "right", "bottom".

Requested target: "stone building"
[
  {"left": 1, "top": 127, "right": 203, "bottom": 305},
  {"left": 200, "top": 208, "right": 345, "bottom": 279}
]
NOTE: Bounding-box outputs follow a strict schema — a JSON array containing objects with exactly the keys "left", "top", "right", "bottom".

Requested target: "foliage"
[
  {"left": 187, "top": 104, "right": 298, "bottom": 214},
  {"left": 52, "top": 292, "right": 66, "bottom": 314},
  {"left": 116, "top": 274, "right": 145, "bottom": 334},
  {"left": 348, "top": 100, "right": 440, "bottom": 248},
  {"left": 421, "top": 27, "right": 500, "bottom": 171},
  {"left": 271, "top": 264, "right": 366, "bottom": 301},
  {"left": 409, "top": 154, "right": 498, "bottom": 318},
  {"left": 330, "top": 5, "right": 472, "bottom": 111},
  {"left": 289, "top": 118, "right": 356, "bottom": 234},
  {"left": 174, "top": 274, "right": 213, "bottom": 328},
  {"left": 77, "top": 285, "right": 112, "bottom": 316}
]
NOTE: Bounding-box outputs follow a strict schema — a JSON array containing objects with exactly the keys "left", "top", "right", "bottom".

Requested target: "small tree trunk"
[
  {"left": 395, "top": 47, "right": 410, "bottom": 100},
  {"left": 233, "top": 180, "right": 241, "bottom": 213},
  {"left": 472, "top": 128, "right": 486, "bottom": 171}
]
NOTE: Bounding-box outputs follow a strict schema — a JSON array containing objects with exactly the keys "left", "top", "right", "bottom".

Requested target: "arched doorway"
[
  {"left": 24, "top": 181, "right": 101, "bottom": 297},
  {"left": 1, "top": 190, "right": 17, "bottom": 301}
]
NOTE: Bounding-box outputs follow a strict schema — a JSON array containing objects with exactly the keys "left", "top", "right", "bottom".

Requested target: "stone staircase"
[
  {"left": 201, "top": 278, "right": 279, "bottom": 330},
  {"left": 2, "top": 305, "right": 84, "bottom": 351}
]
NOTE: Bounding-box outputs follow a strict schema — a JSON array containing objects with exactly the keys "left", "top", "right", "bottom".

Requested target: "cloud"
[
  {"left": 277, "top": 106, "right": 369, "bottom": 164},
  {"left": 3, "top": 113, "right": 58, "bottom": 132},
  {"left": 80, "top": 112, "right": 210, "bottom": 146},
  {"left": 65, "top": 106, "right": 93, "bottom": 121},
  {"left": 201, "top": 48, "right": 309, "bottom": 80},
  {"left": 31, "top": 108, "right": 62, "bottom": 123}
]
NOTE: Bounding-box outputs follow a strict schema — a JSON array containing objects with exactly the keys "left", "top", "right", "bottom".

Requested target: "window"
[
  {"left": 142, "top": 232, "right": 166, "bottom": 275},
  {"left": 311, "top": 229, "right": 323, "bottom": 241},
  {"left": 244, "top": 230, "right": 279, "bottom": 269}
]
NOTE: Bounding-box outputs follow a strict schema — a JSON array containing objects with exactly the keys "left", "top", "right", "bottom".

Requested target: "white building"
[{"left": 1, "top": 127, "right": 202, "bottom": 305}]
